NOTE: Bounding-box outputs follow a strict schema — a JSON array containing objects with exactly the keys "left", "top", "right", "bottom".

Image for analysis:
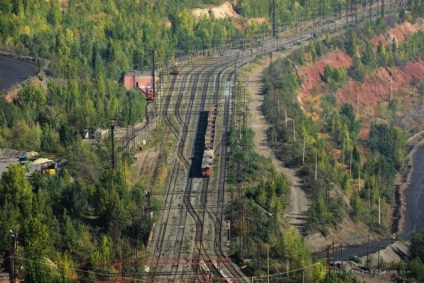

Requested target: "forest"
[
  {"left": 0, "top": 0, "right": 423, "bottom": 281},
  {"left": 257, "top": 0, "right": 424, "bottom": 280}
]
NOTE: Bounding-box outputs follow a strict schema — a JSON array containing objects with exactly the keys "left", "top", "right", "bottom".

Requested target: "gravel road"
[{"left": 245, "top": 55, "right": 309, "bottom": 231}]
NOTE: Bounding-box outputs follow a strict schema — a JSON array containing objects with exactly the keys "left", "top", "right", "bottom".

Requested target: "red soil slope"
[
  {"left": 297, "top": 21, "right": 424, "bottom": 138},
  {"left": 371, "top": 19, "right": 424, "bottom": 48}
]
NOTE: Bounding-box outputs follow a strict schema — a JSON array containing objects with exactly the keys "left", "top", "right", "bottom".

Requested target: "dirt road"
[{"left": 245, "top": 55, "right": 309, "bottom": 231}]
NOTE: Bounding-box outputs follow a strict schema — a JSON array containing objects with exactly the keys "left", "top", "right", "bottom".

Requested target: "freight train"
[{"left": 201, "top": 105, "right": 217, "bottom": 177}]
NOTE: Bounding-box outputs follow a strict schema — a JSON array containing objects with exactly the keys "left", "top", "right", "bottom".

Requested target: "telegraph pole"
[
  {"left": 152, "top": 50, "right": 157, "bottom": 127},
  {"left": 284, "top": 105, "right": 288, "bottom": 127},
  {"left": 111, "top": 119, "right": 116, "bottom": 171},
  {"left": 272, "top": 0, "right": 277, "bottom": 36},
  {"left": 381, "top": 0, "right": 385, "bottom": 18},
  {"left": 315, "top": 153, "right": 318, "bottom": 180},
  {"left": 9, "top": 230, "right": 16, "bottom": 283},
  {"left": 267, "top": 247, "right": 270, "bottom": 283}
]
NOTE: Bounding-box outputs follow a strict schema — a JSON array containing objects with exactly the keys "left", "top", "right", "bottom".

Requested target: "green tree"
[
  {"left": 410, "top": 232, "right": 424, "bottom": 261},
  {"left": 376, "top": 41, "right": 388, "bottom": 66},
  {"left": 349, "top": 54, "right": 366, "bottom": 81},
  {"left": 346, "top": 30, "right": 359, "bottom": 57},
  {"left": 0, "top": 164, "right": 33, "bottom": 216},
  {"left": 362, "top": 40, "right": 377, "bottom": 68},
  {"left": 41, "top": 124, "right": 60, "bottom": 153},
  {"left": 21, "top": 215, "right": 59, "bottom": 282}
]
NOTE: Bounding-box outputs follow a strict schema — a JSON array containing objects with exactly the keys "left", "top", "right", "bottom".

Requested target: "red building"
[{"left": 123, "top": 70, "right": 158, "bottom": 100}]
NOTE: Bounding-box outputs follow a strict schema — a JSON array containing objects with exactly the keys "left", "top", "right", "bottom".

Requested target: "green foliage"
[
  {"left": 323, "top": 64, "right": 348, "bottom": 88},
  {"left": 0, "top": 0, "right": 422, "bottom": 280},
  {"left": 361, "top": 40, "right": 377, "bottom": 68},
  {"left": 246, "top": 172, "right": 290, "bottom": 217},
  {"left": 367, "top": 124, "right": 407, "bottom": 170},
  {"left": 227, "top": 96, "right": 315, "bottom": 277},
  {"left": 350, "top": 192, "right": 366, "bottom": 222},
  {"left": 340, "top": 103, "right": 361, "bottom": 137},
  {"left": 21, "top": 214, "right": 60, "bottom": 282},
  {"left": 349, "top": 54, "right": 366, "bottom": 81},
  {"left": 345, "top": 30, "right": 359, "bottom": 57},
  {"left": 260, "top": 10, "right": 424, "bottom": 238},
  {"left": 0, "top": 149, "right": 150, "bottom": 280},
  {"left": 0, "top": 164, "right": 33, "bottom": 216},
  {"left": 308, "top": 191, "right": 344, "bottom": 235},
  {"left": 410, "top": 232, "right": 424, "bottom": 262},
  {"left": 408, "top": 258, "right": 424, "bottom": 281},
  {"left": 227, "top": 125, "right": 271, "bottom": 183}
]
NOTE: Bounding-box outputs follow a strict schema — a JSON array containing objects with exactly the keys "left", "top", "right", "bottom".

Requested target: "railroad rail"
[{"left": 145, "top": 1, "right": 401, "bottom": 282}]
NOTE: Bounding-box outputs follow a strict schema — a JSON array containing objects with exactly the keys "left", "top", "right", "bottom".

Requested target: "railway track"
[
  {"left": 148, "top": 57, "right": 237, "bottom": 281},
  {"left": 149, "top": 52, "right": 248, "bottom": 281},
  {"left": 179, "top": 59, "right": 239, "bottom": 282},
  {"left": 146, "top": 2, "right": 402, "bottom": 282}
]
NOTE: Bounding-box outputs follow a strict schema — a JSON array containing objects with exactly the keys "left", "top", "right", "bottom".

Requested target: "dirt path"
[{"left": 244, "top": 55, "right": 309, "bottom": 231}]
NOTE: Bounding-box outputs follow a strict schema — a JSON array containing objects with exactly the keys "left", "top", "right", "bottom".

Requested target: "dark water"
[
  {"left": 0, "top": 56, "right": 39, "bottom": 91},
  {"left": 403, "top": 144, "right": 424, "bottom": 239}
]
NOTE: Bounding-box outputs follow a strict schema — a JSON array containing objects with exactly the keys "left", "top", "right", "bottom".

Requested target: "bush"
[{"left": 410, "top": 232, "right": 424, "bottom": 261}]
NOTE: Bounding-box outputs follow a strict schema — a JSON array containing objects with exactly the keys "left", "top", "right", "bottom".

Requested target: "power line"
[{"left": 251, "top": 262, "right": 320, "bottom": 282}]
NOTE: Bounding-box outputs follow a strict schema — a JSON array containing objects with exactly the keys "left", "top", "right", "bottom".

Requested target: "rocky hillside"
[{"left": 297, "top": 19, "right": 424, "bottom": 139}]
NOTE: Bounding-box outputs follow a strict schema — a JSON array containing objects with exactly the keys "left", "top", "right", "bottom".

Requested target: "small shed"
[{"left": 123, "top": 70, "right": 159, "bottom": 95}]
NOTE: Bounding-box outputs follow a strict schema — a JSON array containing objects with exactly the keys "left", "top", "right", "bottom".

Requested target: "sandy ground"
[
  {"left": 192, "top": 2, "right": 240, "bottom": 20},
  {"left": 244, "top": 55, "right": 309, "bottom": 231}
]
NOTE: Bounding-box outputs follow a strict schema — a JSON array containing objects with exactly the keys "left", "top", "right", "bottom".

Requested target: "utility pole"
[
  {"left": 377, "top": 239, "right": 381, "bottom": 271},
  {"left": 357, "top": 93, "right": 359, "bottom": 113},
  {"left": 277, "top": 96, "right": 280, "bottom": 120},
  {"left": 272, "top": 0, "right": 277, "bottom": 36},
  {"left": 346, "top": 0, "right": 349, "bottom": 27},
  {"left": 381, "top": 0, "right": 385, "bottom": 18},
  {"left": 267, "top": 247, "right": 270, "bottom": 283},
  {"left": 269, "top": 52, "right": 273, "bottom": 76},
  {"left": 302, "top": 136, "right": 306, "bottom": 165},
  {"left": 262, "top": 30, "right": 265, "bottom": 54},
  {"left": 326, "top": 180, "right": 330, "bottom": 207},
  {"left": 315, "top": 153, "right": 318, "bottom": 180},
  {"left": 111, "top": 119, "right": 116, "bottom": 171},
  {"left": 285, "top": 105, "right": 288, "bottom": 127},
  {"left": 9, "top": 230, "right": 16, "bottom": 283},
  {"left": 152, "top": 50, "right": 157, "bottom": 127},
  {"left": 358, "top": 165, "right": 361, "bottom": 192},
  {"left": 389, "top": 71, "right": 393, "bottom": 104},
  {"left": 369, "top": 181, "right": 371, "bottom": 209},
  {"left": 367, "top": 233, "right": 370, "bottom": 267},
  {"left": 355, "top": 0, "right": 358, "bottom": 24},
  {"left": 326, "top": 244, "right": 330, "bottom": 283}
]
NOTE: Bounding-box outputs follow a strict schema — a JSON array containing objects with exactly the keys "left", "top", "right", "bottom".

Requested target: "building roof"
[{"left": 124, "top": 70, "right": 153, "bottom": 78}]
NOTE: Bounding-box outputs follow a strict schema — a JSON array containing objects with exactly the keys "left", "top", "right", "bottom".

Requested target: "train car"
[
  {"left": 170, "top": 66, "right": 180, "bottom": 75},
  {"left": 201, "top": 105, "right": 217, "bottom": 177},
  {"left": 145, "top": 88, "right": 155, "bottom": 100}
]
